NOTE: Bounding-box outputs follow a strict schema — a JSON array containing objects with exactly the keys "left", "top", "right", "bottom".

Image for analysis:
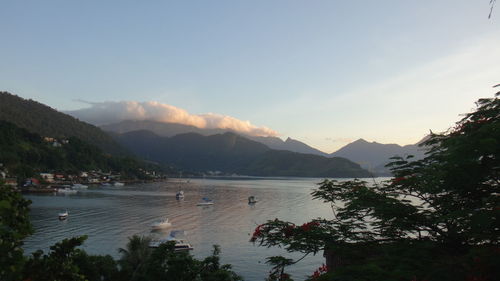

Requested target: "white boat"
[
  {"left": 113, "top": 182, "right": 124, "bottom": 186},
  {"left": 57, "top": 187, "right": 78, "bottom": 194},
  {"left": 149, "top": 230, "right": 193, "bottom": 251},
  {"left": 149, "top": 238, "right": 193, "bottom": 251},
  {"left": 72, "top": 183, "right": 88, "bottom": 189},
  {"left": 197, "top": 197, "right": 214, "bottom": 206},
  {"left": 58, "top": 210, "right": 68, "bottom": 220},
  {"left": 151, "top": 218, "right": 172, "bottom": 230},
  {"left": 248, "top": 196, "right": 258, "bottom": 204},
  {"left": 176, "top": 191, "right": 184, "bottom": 199}
]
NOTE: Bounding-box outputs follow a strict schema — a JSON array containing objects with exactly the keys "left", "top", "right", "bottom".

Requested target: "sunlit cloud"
[{"left": 67, "top": 100, "right": 279, "bottom": 137}]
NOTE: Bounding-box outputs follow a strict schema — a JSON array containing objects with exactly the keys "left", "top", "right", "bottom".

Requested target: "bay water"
[{"left": 22, "top": 177, "right": 381, "bottom": 280}]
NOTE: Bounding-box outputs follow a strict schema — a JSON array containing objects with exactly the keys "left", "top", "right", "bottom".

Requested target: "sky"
[{"left": 1, "top": 1, "right": 499, "bottom": 153}]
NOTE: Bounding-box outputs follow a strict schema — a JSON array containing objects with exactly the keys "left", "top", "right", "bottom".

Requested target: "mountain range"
[
  {"left": 1, "top": 91, "right": 425, "bottom": 177},
  {"left": 111, "top": 130, "right": 371, "bottom": 178},
  {"left": 102, "top": 120, "right": 427, "bottom": 175},
  {"left": 0, "top": 92, "right": 371, "bottom": 177},
  {"left": 101, "top": 120, "right": 328, "bottom": 156},
  {"left": 331, "top": 138, "right": 427, "bottom": 175}
]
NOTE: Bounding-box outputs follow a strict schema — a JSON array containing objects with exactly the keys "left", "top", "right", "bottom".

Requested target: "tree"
[
  {"left": 140, "top": 242, "right": 199, "bottom": 281},
  {"left": 73, "top": 251, "right": 120, "bottom": 281},
  {"left": 23, "top": 236, "right": 89, "bottom": 281},
  {"left": 117, "top": 235, "right": 242, "bottom": 281},
  {"left": 198, "top": 245, "right": 243, "bottom": 281},
  {"left": 118, "top": 235, "right": 152, "bottom": 281},
  {"left": 251, "top": 92, "right": 500, "bottom": 280},
  {"left": 0, "top": 183, "right": 32, "bottom": 281}
]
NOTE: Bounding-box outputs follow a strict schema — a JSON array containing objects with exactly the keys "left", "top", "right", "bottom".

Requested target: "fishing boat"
[
  {"left": 151, "top": 218, "right": 172, "bottom": 230},
  {"left": 58, "top": 210, "right": 68, "bottom": 220},
  {"left": 196, "top": 197, "right": 214, "bottom": 206}
]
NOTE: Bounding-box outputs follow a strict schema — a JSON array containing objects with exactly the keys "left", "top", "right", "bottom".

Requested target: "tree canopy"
[{"left": 251, "top": 92, "right": 500, "bottom": 280}]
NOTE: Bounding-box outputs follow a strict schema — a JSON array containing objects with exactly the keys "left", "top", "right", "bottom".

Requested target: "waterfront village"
[
  {"left": 0, "top": 164, "right": 166, "bottom": 193},
  {"left": 0, "top": 136, "right": 169, "bottom": 192}
]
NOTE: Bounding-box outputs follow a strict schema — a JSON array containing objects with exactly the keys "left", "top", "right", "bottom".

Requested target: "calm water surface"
[{"left": 23, "top": 177, "right": 380, "bottom": 280}]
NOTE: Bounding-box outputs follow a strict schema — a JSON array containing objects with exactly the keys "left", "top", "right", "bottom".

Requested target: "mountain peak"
[{"left": 353, "top": 138, "right": 369, "bottom": 144}]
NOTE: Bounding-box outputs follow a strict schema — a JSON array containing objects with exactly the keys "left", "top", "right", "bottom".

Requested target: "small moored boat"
[
  {"left": 58, "top": 210, "right": 68, "bottom": 220},
  {"left": 149, "top": 230, "right": 193, "bottom": 251},
  {"left": 151, "top": 218, "right": 172, "bottom": 230},
  {"left": 176, "top": 191, "right": 184, "bottom": 199},
  {"left": 72, "top": 183, "right": 88, "bottom": 189},
  {"left": 57, "top": 187, "right": 78, "bottom": 194},
  {"left": 149, "top": 238, "right": 193, "bottom": 251},
  {"left": 196, "top": 197, "right": 214, "bottom": 206},
  {"left": 248, "top": 196, "right": 258, "bottom": 204}
]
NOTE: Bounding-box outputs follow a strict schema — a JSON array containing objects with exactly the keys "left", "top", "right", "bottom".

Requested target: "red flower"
[
  {"left": 392, "top": 177, "right": 406, "bottom": 184},
  {"left": 311, "top": 263, "right": 328, "bottom": 280},
  {"left": 250, "top": 224, "right": 265, "bottom": 242},
  {"left": 280, "top": 273, "right": 290, "bottom": 279},
  {"left": 300, "top": 221, "right": 320, "bottom": 232},
  {"left": 283, "top": 225, "right": 295, "bottom": 238}
]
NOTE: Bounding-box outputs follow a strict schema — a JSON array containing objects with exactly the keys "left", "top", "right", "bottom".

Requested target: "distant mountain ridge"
[
  {"left": 101, "top": 120, "right": 328, "bottom": 156},
  {"left": 112, "top": 130, "right": 371, "bottom": 178},
  {"left": 101, "top": 120, "right": 426, "bottom": 176},
  {"left": 330, "top": 138, "right": 427, "bottom": 175},
  {"left": 248, "top": 136, "right": 328, "bottom": 156},
  {"left": 0, "top": 92, "right": 126, "bottom": 155}
]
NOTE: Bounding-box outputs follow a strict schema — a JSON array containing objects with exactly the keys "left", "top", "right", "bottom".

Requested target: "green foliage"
[
  {"left": 265, "top": 256, "right": 294, "bottom": 281},
  {"left": 117, "top": 235, "right": 242, "bottom": 281},
  {"left": 24, "top": 236, "right": 88, "bottom": 281},
  {"left": 0, "top": 120, "right": 161, "bottom": 180},
  {"left": 73, "top": 251, "right": 120, "bottom": 281},
  {"left": 0, "top": 183, "right": 32, "bottom": 281},
  {"left": 19, "top": 233, "right": 242, "bottom": 281},
  {"left": 140, "top": 242, "right": 199, "bottom": 281},
  {"left": 251, "top": 93, "right": 500, "bottom": 280},
  {"left": 198, "top": 245, "right": 243, "bottom": 281},
  {"left": 118, "top": 235, "right": 152, "bottom": 280}
]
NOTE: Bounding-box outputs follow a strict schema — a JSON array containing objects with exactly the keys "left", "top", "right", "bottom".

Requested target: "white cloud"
[{"left": 67, "top": 100, "right": 279, "bottom": 137}]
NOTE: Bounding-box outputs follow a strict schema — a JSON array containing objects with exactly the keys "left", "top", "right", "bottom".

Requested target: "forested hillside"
[
  {"left": 0, "top": 92, "right": 125, "bottom": 155},
  {"left": 0, "top": 121, "right": 160, "bottom": 181}
]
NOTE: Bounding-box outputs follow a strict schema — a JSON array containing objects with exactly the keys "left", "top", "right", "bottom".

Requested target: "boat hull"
[{"left": 196, "top": 202, "right": 214, "bottom": 206}]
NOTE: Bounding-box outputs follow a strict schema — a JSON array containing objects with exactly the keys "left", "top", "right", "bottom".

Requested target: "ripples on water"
[{"left": 23, "top": 177, "right": 381, "bottom": 280}]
